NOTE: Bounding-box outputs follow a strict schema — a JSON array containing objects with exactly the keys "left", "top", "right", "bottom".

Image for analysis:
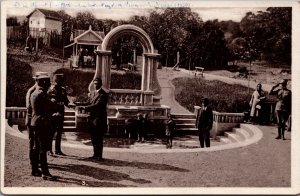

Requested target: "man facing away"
[
  {"left": 48, "top": 73, "right": 71, "bottom": 156},
  {"left": 30, "top": 75, "right": 57, "bottom": 180},
  {"left": 196, "top": 97, "right": 213, "bottom": 148},
  {"left": 79, "top": 78, "right": 108, "bottom": 161},
  {"left": 25, "top": 71, "right": 48, "bottom": 177},
  {"left": 269, "top": 79, "right": 292, "bottom": 140}
]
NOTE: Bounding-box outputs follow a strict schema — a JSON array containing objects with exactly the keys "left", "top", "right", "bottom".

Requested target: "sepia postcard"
[{"left": 1, "top": 0, "right": 300, "bottom": 195}]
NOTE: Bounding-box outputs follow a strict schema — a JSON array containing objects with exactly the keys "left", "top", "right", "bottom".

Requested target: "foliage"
[
  {"left": 6, "top": 56, "right": 35, "bottom": 107},
  {"left": 54, "top": 69, "right": 141, "bottom": 102},
  {"left": 7, "top": 17, "right": 20, "bottom": 26},
  {"left": 172, "top": 77, "right": 252, "bottom": 113}
]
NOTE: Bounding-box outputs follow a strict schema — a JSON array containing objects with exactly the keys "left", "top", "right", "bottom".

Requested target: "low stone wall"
[{"left": 194, "top": 106, "right": 244, "bottom": 139}]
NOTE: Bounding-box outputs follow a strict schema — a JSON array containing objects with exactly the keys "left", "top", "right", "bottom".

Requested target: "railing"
[
  {"left": 213, "top": 111, "right": 244, "bottom": 123},
  {"left": 6, "top": 107, "right": 27, "bottom": 119},
  {"left": 109, "top": 89, "right": 143, "bottom": 106},
  {"left": 194, "top": 106, "right": 244, "bottom": 124}
]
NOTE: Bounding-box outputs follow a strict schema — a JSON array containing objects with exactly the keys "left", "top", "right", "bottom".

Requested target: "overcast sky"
[{"left": 7, "top": 7, "right": 266, "bottom": 22}]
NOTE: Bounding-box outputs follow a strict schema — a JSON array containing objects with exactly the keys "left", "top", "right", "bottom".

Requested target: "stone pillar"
[{"left": 89, "top": 49, "right": 112, "bottom": 92}]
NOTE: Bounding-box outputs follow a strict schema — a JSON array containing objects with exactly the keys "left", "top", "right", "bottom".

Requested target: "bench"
[{"left": 195, "top": 67, "right": 204, "bottom": 77}]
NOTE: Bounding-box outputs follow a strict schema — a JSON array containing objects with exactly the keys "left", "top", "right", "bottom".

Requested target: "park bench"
[
  {"left": 122, "top": 63, "right": 136, "bottom": 72},
  {"left": 195, "top": 66, "right": 204, "bottom": 77}
]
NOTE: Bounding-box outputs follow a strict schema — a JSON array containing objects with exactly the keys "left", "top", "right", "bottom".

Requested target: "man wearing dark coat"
[
  {"left": 80, "top": 78, "right": 108, "bottom": 161},
  {"left": 25, "top": 72, "right": 48, "bottom": 177},
  {"left": 196, "top": 98, "right": 213, "bottom": 148},
  {"left": 48, "top": 74, "right": 70, "bottom": 156},
  {"left": 30, "top": 75, "right": 57, "bottom": 180}
]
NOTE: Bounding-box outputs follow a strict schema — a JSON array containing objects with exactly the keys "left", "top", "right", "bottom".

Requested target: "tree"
[{"left": 7, "top": 17, "right": 20, "bottom": 26}]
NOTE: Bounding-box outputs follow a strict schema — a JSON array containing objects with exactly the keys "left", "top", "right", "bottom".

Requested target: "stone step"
[
  {"left": 217, "top": 136, "right": 231, "bottom": 144},
  {"left": 171, "top": 113, "right": 196, "bottom": 119},
  {"left": 173, "top": 119, "right": 196, "bottom": 124},
  {"left": 240, "top": 124, "right": 255, "bottom": 137},
  {"left": 63, "top": 121, "right": 76, "bottom": 127},
  {"left": 224, "top": 132, "right": 241, "bottom": 142},
  {"left": 176, "top": 124, "right": 197, "bottom": 129},
  {"left": 63, "top": 126, "right": 77, "bottom": 132},
  {"left": 232, "top": 128, "right": 250, "bottom": 140},
  {"left": 64, "top": 115, "right": 76, "bottom": 121},
  {"left": 64, "top": 110, "right": 76, "bottom": 116},
  {"left": 176, "top": 128, "right": 198, "bottom": 135}
]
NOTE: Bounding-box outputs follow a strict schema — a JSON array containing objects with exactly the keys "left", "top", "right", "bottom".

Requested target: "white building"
[{"left": 27, "top": 8, "right": 62, "bottom": 38}]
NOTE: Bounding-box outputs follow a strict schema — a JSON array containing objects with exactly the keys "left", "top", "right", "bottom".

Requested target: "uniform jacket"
[
  {"left": 25, "top": 84, "right": 36, "bottom": 126},
  {"left": 48, "top": 84, "right": 69, "bottom": 114},
  {"left": 30, "top": 86, "right": 56, "bottom": 127},
  {"left": 196, "top": 106, "right": 213, "bottom": 131},
  {"left": 270, "top": 88, "right": 292, "bottom": 113},
  {"left": 85, "top": 88, "right": 108, "bottom": 127}
]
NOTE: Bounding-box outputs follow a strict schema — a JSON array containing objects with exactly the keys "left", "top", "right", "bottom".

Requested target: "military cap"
[
  {"left": 202, "top": 97, "right": 209, "bottom": 104},
  {"left": 32, "top": 71, "right": 49, "bottom": 79},
  {"left": 279, "top": 79, "right": 288, "bottom": 85},
  {"left": 36, "top": 75, "right": 50, "bottom": 80},
  {"left": 54, "top": 73, "right": 64, "bottom": 82}
]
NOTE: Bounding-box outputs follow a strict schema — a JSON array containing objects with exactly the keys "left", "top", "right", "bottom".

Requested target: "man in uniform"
[
  {"left": 31, "top": 75, "right": 57, "bottom": 180},
  {"left": 269, "top": 79, "right": 292, "bottom": 140},
  {"left": 48, "top": 74, "right": 71, "bottom": 156},
  {"left": 25, "top": 71, "right": 48, "bottom": 177},
  {"left": 196, "top": 97, "right": 213, "bottom": 148},
  {"left": 79, "top": 78, "right": 108, "bottom": 161}
]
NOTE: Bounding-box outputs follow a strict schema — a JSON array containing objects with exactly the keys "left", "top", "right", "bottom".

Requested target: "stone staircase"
[
  {"left": 63, "top": 110, "right": 76, "bottom": 132},
  {"left": 172, "top": 113, "right": 259, "bottom": 146},
  {"left": 171, "top": 113, "right": 198, "bottom": 135},
  {"left": 216, "top": 124, "right": 257, "bottom": 144}
]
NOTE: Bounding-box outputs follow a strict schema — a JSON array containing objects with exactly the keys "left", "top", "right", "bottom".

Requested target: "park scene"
[{"left": 2, "top": 2, "right": 295, "bottom": 194}]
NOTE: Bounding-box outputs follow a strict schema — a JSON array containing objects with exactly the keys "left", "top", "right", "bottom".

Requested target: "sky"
[{"left": 6, "top": 6, "right": 267, "bottom": 22}]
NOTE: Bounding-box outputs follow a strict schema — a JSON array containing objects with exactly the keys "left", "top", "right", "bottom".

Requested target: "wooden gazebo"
[{"left": 64, "top": 25, "right": 104, "bottom": 68}]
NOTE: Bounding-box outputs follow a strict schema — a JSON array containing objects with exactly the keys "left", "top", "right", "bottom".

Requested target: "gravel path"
[{"left": 4, "top": 125, "right": 291, "bottom": 189}]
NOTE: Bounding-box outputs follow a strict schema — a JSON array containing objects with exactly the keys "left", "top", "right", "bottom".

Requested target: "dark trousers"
[
  {"left": 31, "top": 126, "right": 51, "bottom": 175},
  {"left": 199, "top": 128, "right": 210, "bottom": 148},
  {"left": 90, "top": 121, "right": 105, "bottom": 158},
  {"left": 50, "top": 117, "right": 64, "bottom": 153},
  {"left": 276, "top": 110, "right": 290, "bottom": 138},
  {"left": 28, "top": 125, "right": 39, "bottom": 172}
]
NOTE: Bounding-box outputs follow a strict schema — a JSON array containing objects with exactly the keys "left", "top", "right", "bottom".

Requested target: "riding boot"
[{"left": 275, "top": 127, "right": 281, "bottom": 139}]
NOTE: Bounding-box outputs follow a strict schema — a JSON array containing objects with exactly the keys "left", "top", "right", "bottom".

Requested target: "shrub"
[
  {"left": 6, "top": 56, "right": 35, "bottom": 107},
  {"left": 54, "top": 69, "right": 142, "bottom": 102},
  {"left": 172, "top": 77, "right": 252, "bottom": 113}
]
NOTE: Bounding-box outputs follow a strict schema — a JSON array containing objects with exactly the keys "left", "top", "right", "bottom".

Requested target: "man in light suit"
[
  {"left": 80, "top": 78, "right": 108, "bottom": 161},
  {"left": 196, "top": 98, "right": 213, "bottom": 148}
]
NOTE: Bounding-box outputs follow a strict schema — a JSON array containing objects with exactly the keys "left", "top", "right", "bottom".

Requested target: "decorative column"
[
  {"left": 142, "top": 53, "right": 160, "bottom": 106},
  {"left": 89, "top": 49, "right": 112, "bottom": 92}
]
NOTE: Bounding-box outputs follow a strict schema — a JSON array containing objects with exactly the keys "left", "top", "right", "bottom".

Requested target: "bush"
[
  {"left": 6, "top": 56, "right": 35, "bottom": 107},
  {"left": 54, "top": 69, "right": 142, "bottom": 102},
  {"left": 172, "top": 77, "right": 252, "bottom": 113}
]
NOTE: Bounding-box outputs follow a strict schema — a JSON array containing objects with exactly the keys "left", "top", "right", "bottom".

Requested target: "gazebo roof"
[{"left": 65, "top": 26, "right": 104, "bottom": 48}]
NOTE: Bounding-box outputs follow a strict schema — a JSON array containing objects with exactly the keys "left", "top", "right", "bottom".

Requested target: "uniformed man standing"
[
  {"left": 31, "top": 75, "right": 57, "bottom": 180},
  {"left": 48, "top": 74, "right": 71, "bottom": 156},
  {"left": 79, "top": 78, "right": 108, "bottom": 161},
  {"left": 26, "top": 72, "right": 48, "bottom": 177},
  {"left": 269, "top": 79, "right": 292, "bottom": 140}
]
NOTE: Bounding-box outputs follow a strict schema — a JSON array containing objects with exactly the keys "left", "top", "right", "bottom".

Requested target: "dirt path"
[{"left": 3, "top": 125, "right": 291, "bottom": 189}]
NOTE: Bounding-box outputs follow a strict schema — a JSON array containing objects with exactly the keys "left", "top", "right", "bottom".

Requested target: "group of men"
[{"left": 26, "top": 71, "right": 108, "bottom": 180}]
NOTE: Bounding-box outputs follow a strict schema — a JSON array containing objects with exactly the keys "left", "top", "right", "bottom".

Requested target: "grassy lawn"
[{"left": 172, "top": 77, "right": 253, "bottom": 113}]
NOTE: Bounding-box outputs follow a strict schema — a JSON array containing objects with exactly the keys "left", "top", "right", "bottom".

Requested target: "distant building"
[{"left": 27, "top": 8, "right": 62, "bottom": 38}]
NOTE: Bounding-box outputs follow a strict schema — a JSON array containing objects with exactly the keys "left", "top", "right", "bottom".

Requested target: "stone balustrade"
[
  {"left": 194, "top": 106, "right": 244, "bottom": 138},
  {"left": 109, "top": 89, "right": 142, "bottom": 106},
  {"left": 5, "top": 107, "right": 27, "bottom": 119}
]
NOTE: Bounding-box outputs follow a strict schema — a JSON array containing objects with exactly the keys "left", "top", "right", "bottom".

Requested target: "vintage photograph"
[{"left": 1, "top": 0, "right": 299, "bottom": 194}]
